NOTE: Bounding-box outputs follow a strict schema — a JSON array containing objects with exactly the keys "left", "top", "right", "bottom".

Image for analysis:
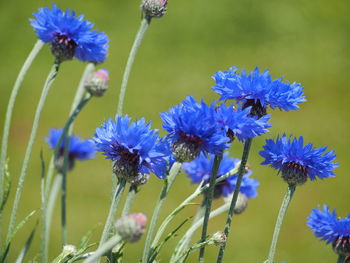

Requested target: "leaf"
[
  {"left": 0, "top": 158, "right": 12, "bottom": 213},
  {"left": 15, "top": 222, "right": 38, "bottom": 263},
  {"left": 148, "top": 216, "right": 192, "bottom": 263}
]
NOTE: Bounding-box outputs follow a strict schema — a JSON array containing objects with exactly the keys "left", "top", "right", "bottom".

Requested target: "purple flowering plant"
[{"left": 0, "top": 2, "right": 344, "bottom": 263}]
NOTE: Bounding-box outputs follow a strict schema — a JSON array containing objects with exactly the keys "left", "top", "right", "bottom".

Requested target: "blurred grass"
[{"left": 0, "top": 0, "right": 349, "bottom": 262}]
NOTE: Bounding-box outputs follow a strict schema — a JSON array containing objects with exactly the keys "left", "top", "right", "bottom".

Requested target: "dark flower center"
[
  {"left": 333, "top": 236, "right": 350, "bottom": 257},
  {"left": 281, "top": 161, "right": 308, "bottom": 186},
  {"left": 51, "top": 33, "right": 78, "bottom": 62},
  {"left": 55, "top": 148, "right": 76, "bottom": 172},
  {"left": 226, "top": 129, "right": 235, "bottom": 143},
  {"left": 172, "top": 132, "right": 205, "bottom": 163},
  {"left": 242, "top": 99, "right": 267, "bottom": 118}
]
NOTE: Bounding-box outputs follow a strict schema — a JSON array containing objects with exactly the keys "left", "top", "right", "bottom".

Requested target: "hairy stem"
[
  {"left": 121, "top": 185, "right": 138, "bottom": 216},
  {"left": 117, "top": 17, "right": 151, "bottom": 116},
  {"left": 199, "top": 155, "right": 222, "bottom": 262},
  {"left": 216, "top": 138, "right": 252, "bottom": 263},
  {"left": 266, "top": 184, "right": 296, "bottom": 263},
  {"left": 6, "top": 61, "right": 60, "bottom": 242},
  {"left": 142, "top": 162, "right": 182, "bottom": 263}
]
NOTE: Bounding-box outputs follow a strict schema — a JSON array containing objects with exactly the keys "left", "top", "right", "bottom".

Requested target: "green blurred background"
[{"left": 0, "top": 0, "right": 349, "bottom": 262}]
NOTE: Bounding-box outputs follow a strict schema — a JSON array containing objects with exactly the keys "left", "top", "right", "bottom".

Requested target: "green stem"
[
  {"left": 116, "top": 17, "right": 151, "bottom": 116},
  {"left": 61, "top": 137, "right": 70, "bottom": 246},
  {"left": 41, "top": 157, "right": 54, "bottom": 263},
  {"left": 199, "top": 155, "right": 222, "bottom": 262},
  {"left": 40, "top": 66, "right": 93, "bottom": 262},
  {"left": 98, "top": 179, "right": 126, "bottom": 253},
  {"left": 173, "top": 202, "right": 230, "bottom": 263},
  {"left": 0, "top": 40, "right": 44, "bottom": 237},
  {"left": 216, "top": 138, "right": 252, "bottom": 263},
  {"left": 83, "top": 234, "right": 122, "bottom": 263},
  {"left": 150, "top": 162, "right": 241, "bottom": 255},
  {"left": 121, "top": 185, "right": 138, "bottom": 216},
  {"left": 266, "top": 184, "right": 296, "bottom": 263},
  {"left": 46, "top": 174, "right": 63, "bottom": 256},
  {"left": 142, "top": 162, "right": 182, "bottom": 263},
  {"left": 6, "top": 61, "right": 60, "bottom": 242},
  {"left": 337, "top": 255, "right": 346, "bottom": 263}
]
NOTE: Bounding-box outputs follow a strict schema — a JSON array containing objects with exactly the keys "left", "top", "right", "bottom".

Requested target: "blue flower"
[
  {"left": 182, "top": 153, "right": 259, "bottom": 198},
  {"left": 212, "top": 66, "right": 306, "bottom": 117},
  {"left": 161, "top": 96, "right": 229, "bottom": 162},
  {"left": 308, "top": 205, "right": 350, "bottom": 245},
  {"left": 215, "top": 103, "right": 271, "bottom": 141},
  {"left": 30, "top": 4, "right": 108, "bottom": 63},
  {"left": 260, "top": 135, "right": 338, "bottom": 185},
  {"left": 94, "top": 115, "right": 169, "bottom": 180},
  {"left": 46, "top": 129, "right": 95, "bottom": 171}
]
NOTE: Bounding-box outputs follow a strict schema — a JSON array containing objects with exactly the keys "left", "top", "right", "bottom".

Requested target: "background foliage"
[{"left": 0, "top": 0, "right": 349, "bottom": 262}]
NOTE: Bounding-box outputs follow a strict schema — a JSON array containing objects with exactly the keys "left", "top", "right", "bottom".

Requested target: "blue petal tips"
[
  {"left": 308, "top": 205, "right": 350, "bottom": 257},
  {"left": 46, "top": 128, "right": 95, "bottom": 171},
  {"left": 212, "top": 66, "right": 306, "bottom": 117},
  {"left": 93, "top": 115, "right": 169, "bottom": 183},
  {"left": 161, "top": 96, "right": 270, "bottom": 162},
  {"left": 182, "top": 152, "right": 259, "bottom": 199},
  {"left": 30, "top": 4, "right": 109, "bottom": 63},
  {"left": 260, "top": 135, "right": 338, "bottom": 185}
]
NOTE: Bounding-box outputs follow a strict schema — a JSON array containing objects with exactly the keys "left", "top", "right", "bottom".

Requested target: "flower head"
[
  {"left": 46, "top": 128, "right": 95, "bottom": 171},
  {"left": 215, "top": 103, "right": 271, "bottom": 142},
  {"left": 308, "top": 205, "right": 350, "bottom": 256},
  {"left": 182, "top": 152, "right": 259, "bottom": 199},
  {"left": 212, "top": 66, "right": 306, "bottom": 117},
  {"left": 94, "top": 115, "right": 169, "bottom": 181},
  {"left": 260, "top": 135, "right": 338, "bottom": 185},
  {"left": 161, "top": 96, "right": 229, "bottom": 162},
  {"left": 30, "top": 4, "right": 108, "bottom": 63}
]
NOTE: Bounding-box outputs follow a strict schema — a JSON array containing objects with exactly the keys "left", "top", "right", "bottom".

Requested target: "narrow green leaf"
[
  {"left": 0, "top": 158, "right": 11, "bottom": 212},
  {"left": 15, "top": 222, "right": 38, "bottom": 263}
]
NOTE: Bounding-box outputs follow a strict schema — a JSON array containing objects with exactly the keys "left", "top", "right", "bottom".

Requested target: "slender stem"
[
  {"left": 41, "top": 157, "right": 54, "bottom": 263},
  {"left": 337, "top": 255, "right": 346, "bottom": 263},
  {"left": 121, "top": 185, "right": 138, "bottom": 216},
  {"left": 142, "top": 162, "right": 182, "bottom": 263},
  {"left": 6, "top": 61, "right": 60, "bottom": 242},
  {"left": 117, "top": 17, "right": 151, "bottom": 116},
  {"left": 98, "top": 179, "right": 126, "bottom": 250},
  {"left": 216, "top": 138, "right": 252, "bottom": 263},
  {"left": 199, "top": 155, "right": 222, "bottom": 262},
  {"left": 40, "top": 65, "right": 93, "bottom": 262},
  {"left": 173, "top": 202, "right": 230, "bottom": 263},
  {"left": 61, "top": 137, "right": 70, "bottom": 246},
  {"left": 266, "top": 184, "right": 296, "bottom": 263},
  {"left": 83, "top": 234, "right": 122, "bottom": 263},
  {"left": 46, "top": 174, "right": 63, "bottom": 255},
  {"left": 150, "top": 162, "right": 241, "bottom": 254},
  {"left": 0, "top": 40, "right": 44, "bottom": 237}
]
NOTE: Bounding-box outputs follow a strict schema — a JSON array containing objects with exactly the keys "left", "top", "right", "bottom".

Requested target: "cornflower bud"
[
  {"left": 85, "top": 69, "right": 109, "bottom": 97},
  {"left": 141, "top": 0, "right": 167, "bottom": 18},
  {"left": 115, "top": 213, "right": 147, "bottom": 243}
]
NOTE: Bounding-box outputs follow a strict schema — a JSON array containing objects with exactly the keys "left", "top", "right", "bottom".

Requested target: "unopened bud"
[
  {"left": 224, "top": 193, "right": 249, "bottom": 215},
  {"left": 141, "top": 0, "right": 167, "bottom": 18},
  {"left": 85, "top": 69, "right": 109, "bottom": 97},
  {"left": 209, "top": 231, "right": 227, "bottom": 247},
  {"left": 115, "top": 213, "right": 147, "bottom": 243}
]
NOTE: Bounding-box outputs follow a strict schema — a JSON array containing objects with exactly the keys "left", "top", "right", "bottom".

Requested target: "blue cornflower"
[
  {"left": 308, "top": 205, "right": 350, "bottom": 256},
  {"left": 215, "top": 103, "right": 271, "bottom": 142},
  {"left": 30, "top": 4, "right": 108, "bottom": 63},
  {"left": 212, "top": 66, "right": 306, "bottom": 117},
  {"left": 182, "top": 153, "right": 259, "bottom": 199},
  {"left": 94, "top": 115, "right": 169, "bottom": 182},
  {"left": 260, "top": 135, "right": 338, "bottom": 185},
  {"left": 46, "top": 128, "right": 95, "bottom": 171},
  {"left": 161, "top": 96, "right": 229, "bottom": 162}
]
